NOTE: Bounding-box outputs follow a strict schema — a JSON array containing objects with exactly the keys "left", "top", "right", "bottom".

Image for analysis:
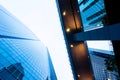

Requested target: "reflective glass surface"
[
  {"left": 0, "top": 5, "right": 37, "bottom": 40},
  {"left": 78, "top": 0, "right": 107, "bottom": 31},
  {"left": 0, "top": 5, "right": 57, "bottom": 80},
  {"left": 0, "top": 39, "right": 50, "bottom": 80},
  {"left": 86, "top": 40, "right": 119, "bottom": 80}
]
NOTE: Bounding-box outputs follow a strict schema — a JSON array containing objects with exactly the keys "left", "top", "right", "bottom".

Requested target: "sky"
[{"left": 0, "top": 0, "right": 74, "bottom": 80}]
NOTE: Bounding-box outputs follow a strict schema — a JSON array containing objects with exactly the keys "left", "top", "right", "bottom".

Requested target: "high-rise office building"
[
  {"left": 0, "top": 5, "right": 57, "bottom": 80},
  {"left": 56, "top": 0, "right": 120, "bottom": 80},
  {"left": 78, "top": 0, "right": 106, "bottom": 31},
  {"left": 89, "top": 48, "right": 118, "bottom": 80}
]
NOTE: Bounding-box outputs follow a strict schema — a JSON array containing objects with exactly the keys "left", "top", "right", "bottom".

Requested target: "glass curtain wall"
[{"left": 0, "top": 5, "right": 57, "bottom": 80}]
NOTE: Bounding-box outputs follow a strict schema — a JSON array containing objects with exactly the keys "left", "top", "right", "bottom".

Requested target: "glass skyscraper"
[
  {"left": 78, "top": 0, "right": 106, "bottom": 31},
  {"left": 0, "top": 5, "right": 57, "bottom": 80}
]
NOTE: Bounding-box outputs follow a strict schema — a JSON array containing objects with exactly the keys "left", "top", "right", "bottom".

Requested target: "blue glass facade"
[
  {"left": 88, "top": 48, "right": 118, "bottom": 80},
  {"left": 78, "top": 0, "right": 106, "bottom": 31},
  {"left": 0, "top": 5, "right": 57, "bottom": 80},
  {"left": 0, "top": 5, "right": 37, "bottom": 39},
  {"left": 0, "top": 63, "right": 24, "bottom": 80}
]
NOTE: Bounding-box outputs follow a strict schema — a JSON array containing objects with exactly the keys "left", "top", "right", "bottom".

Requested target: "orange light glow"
[
  {"left": 70, "top": 44, "right": 74, "bottom": 48},
  {"left": 62, "top": 11, "right": 66, "bottom": 16},
  {"left": 77, "top": 74, "right": 80, "bottom": 78},
  {"left": 66, "top": 28, "right": 70, "bottom": 32}
]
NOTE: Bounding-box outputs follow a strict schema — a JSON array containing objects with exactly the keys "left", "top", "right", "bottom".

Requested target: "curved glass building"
[{"left": 0, "top": 5, "right": 57, "bottom": 80}]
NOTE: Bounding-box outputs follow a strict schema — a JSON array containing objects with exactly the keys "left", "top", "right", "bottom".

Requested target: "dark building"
[
  {"left": 56, "top": 0, "right": 120, "bottom": 80},
  {"left": 0, "top": 5, "right": 57, "bottom": 80}
]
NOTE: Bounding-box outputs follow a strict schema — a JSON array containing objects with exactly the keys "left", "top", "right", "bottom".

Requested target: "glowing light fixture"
[
  {"left": 70, "top": 44, "right": 74, "bottom": 48},
  {"left": 62, "top": 11, "right": 66, "bottom": 16},
  {"left": 66, "top": 28, "right": 71, "bottom": 32},
  {"left": 77, "top": 74, "right": 80, "bottom": 78}
]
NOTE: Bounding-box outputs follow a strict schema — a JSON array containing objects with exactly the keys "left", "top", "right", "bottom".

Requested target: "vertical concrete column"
[
  {"left": 56, "top": 0, "right": 94, "bottom": 79},
  {"left": 70, "top": 42, "right": 94, "bottom": 80}
]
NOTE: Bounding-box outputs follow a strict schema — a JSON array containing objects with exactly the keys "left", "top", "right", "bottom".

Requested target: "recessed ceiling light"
[
  {"left": 62, "top": 11, "right": 66, "bottom": 16},
  {"left": 66, "top": 28, "right": 70, "bottom": 32},
  {"left": 70, "top": 44, "right": 74, "bottom": 48}
]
